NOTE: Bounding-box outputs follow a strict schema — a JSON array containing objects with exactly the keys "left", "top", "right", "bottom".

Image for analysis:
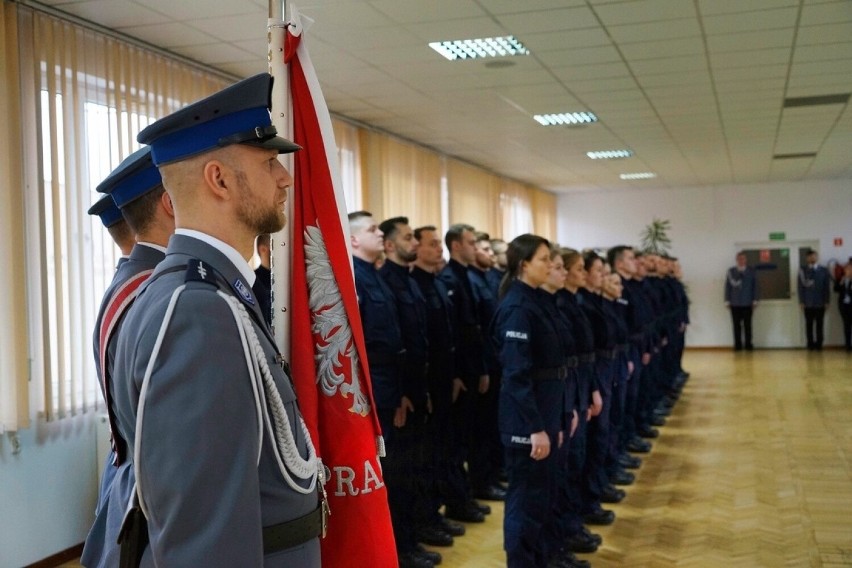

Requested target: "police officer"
[
  {"left": 350, "top": 211, "right": 435, "bottom": 568},
  {"left": 252, "top": 233, "right": 273, "bottom": 325},
  {"left": 492, "top": 234, "right": 571, "bottom": 568},
  {"left": 410, "top": 225, "right": 468, "bottom": 544},
  {"left": 377, "top": 216, "right": 443, "bottom": 564},
  {"left": 835, "top": 260, "right": 852, "bottom": 351},
  {"left": 798, "top": 249, "right": 831, "bottom": 351},
  {"left": 114, "top": 74, "right": 322, "bottom": 566},
  {"left": 87, "top": 193, "right": 135, "bottom": 259},
  {"left": 81, "top": 147, "right": 175, "bottom": 568},
  {"left": 439, "top": 223, "right": 490, "bottom": 522}
]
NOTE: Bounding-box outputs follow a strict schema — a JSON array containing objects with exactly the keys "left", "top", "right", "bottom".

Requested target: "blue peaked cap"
[
  {"left": 137, "top": 73, "right": 300, "bottom": 166},
  {"left": 96, "top": 146, "right": 162, "bottom": 208},
  {"left": 87, "top": 193, "right": 124, "bottom": 228}
]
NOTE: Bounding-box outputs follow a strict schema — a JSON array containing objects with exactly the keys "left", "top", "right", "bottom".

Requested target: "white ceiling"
[{"left": 37, "top": 0, "right": 852, "bottom": 193}]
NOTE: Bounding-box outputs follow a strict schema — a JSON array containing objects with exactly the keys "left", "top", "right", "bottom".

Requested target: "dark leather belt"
[
  {"left": 530, "top": 365, "right": 567, "bottom": 380},
  {"left": 263, "top": 504, "right": 323, "bottom": 554},
  {"left": 565, "top": 356, "right": 579, "bottom": 369},
  {"left": 579, "top": 352, "right": 596, "bottom": 364},
  {"left": 596, "top": 348, "right": 617, "bottom": 360}
]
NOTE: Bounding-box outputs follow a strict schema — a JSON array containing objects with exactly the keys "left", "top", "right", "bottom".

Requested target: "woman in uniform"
[{"left": 492, "top": 234, "right": 571, "bottom": 568}]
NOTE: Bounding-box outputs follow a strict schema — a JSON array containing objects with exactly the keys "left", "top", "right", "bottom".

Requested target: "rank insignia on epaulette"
[
  {"left": 233, "top": 278, "right": 255, "bottom": 305},
  {"left": 186, "top": 259, "right": 215, "bottom": 284}
]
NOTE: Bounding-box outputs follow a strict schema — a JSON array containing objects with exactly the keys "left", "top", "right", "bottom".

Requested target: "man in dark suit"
[
  {"left": 113, "top": 74, "right": 322, "bottom": 567},
  {"left": 798, "top": 249, "right": 831, "bottom": 351}
]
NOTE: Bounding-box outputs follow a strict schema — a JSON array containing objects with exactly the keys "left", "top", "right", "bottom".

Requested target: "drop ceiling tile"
[
  {"left": 407, "top": 17, "right": 507, "bottom": 42},
  {"left": 712, "top": 64, "right": 788, "bottom": 82},
  {"left": 796, "top": 22, "right": 852, "bottom": 46},
  {"left": 629, "top": 55, "right": 707, "bottom": 75},
  {"left": 550, "top": 61, "right": 632, "bottom": 81},
  {"left": 621, "top": 37, "right": 706, "bottom": 60},
  {"left": 56, "top": 0, "right": 170, "bottom": 27},
  {"left": 701, "top": 7, "right": 799, "bottom": 35},
  {"left": 496, "top": 6, "right": 600, "bottom": 33},
  {"left": 170, "top": 43, "right": 256, "bottom": 65},
  {"left": 593, "top": 0, "right": 696, "bottom": 25},
  {"left": 706, "top": 28, "right": 796, "bottom": 53},
  {"left": 296, "top": 3, "right": 396, "bottom": 30},
  {"left": 800, "top": 1, "right": 852, "bottom": 26},
  {"left": 638, "top": 71, "right": 711, "bottom": 88},
  {"left": 793, "top": 42, "right": 852, "bottom": 63},
  {"left": 116, "top": 22, "right": 218, "bottom": 48},
  {"left": 524, "top": 28, "right": 613, "bottom": 52},
  {"left": 536, "top": 45, "right": 624, "bottom": 67},
  {"left": 187, "top": 13, "right": 274, "bottom": 42},
  {"left": 697, "top": 0, "right": 798, "bottom": 17},
  {"left": 478, "top": 0, "right": 587, "bottom": 14},
  {"left": 607, "top": 17, "right": 702, "bottom": 43},
  {"left": 709, "top": 48, "right": 791, "bottom": 68},
  {"left": 370, "top": 0, "right": 486, "bottom": 23},
  {"left": 136, "top": 0, "right": 261, "bottom": 20}
]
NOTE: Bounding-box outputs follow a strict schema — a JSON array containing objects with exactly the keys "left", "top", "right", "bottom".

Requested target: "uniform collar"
[{"left": 175, "top": 228, "right": 255, "bottom": 286}]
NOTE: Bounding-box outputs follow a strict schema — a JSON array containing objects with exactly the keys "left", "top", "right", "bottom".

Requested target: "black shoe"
[
  {"left": 474, "top": 484, "right": 506, "bottom": 501},
  {"left": 610, "top": 469, "right": 635, "bottom": 486},
  {"left": 398, "top": 551, "right": 433, "bottom": 568},
  {"left": 581, "top": 526, "right": 603, "bottom": 546},
  {"left": 627, "top": 437, "right": 651, "bottom": 453},
  {"left": 655, "top": 405, "right": 672, "bottom": 416},
  {"left": 564, "top": 530, "right": 599, "bottom": 553},
  {"left": 638, "top": 425, "right": 659, "bottom": 439},
  {"left": 583, "top": 507, "right": 615, "bottom": 526},
  {"left": 601, "top": 484, "right": 626, "bottom": 503},
  {"left": 416, "top": 525, "right": 453, "bottom": 547},
  {"left": 734, "top": 345, "right": 743, "bottom": 351},
  {"left": 745, "top": 344, "right": 754, "bottom": 351},
  {"left": 444, "top": 505, "right": 485, "bottom": 523},
  {"left": 415, "top": 544, "right": 442, "bottom": 565},
  {"left": 469, "top": 499, "right": 491, "bottom": 515},
  {"left": 437, "top": 517, "right": 466, "bottom": 536},
  {"left": 549, "top": 549, "right": 591, "bottom": 568},
  {"left": 650, "top": 414, "right": 666, "bottom": 427},
  {"left": 619, "top": 453, "right": 642, "bottom": 469}
]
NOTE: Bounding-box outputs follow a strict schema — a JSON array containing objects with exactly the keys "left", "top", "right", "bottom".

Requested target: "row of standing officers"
[{"left": 348, "top": 212, "right": 691, "bottom": 568}]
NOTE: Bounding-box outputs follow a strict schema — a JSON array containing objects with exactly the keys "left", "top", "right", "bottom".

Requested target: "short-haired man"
[
  {"left": 82, "top": 146, "right": 175, "bottom": 568},
  {"left": 114, "top": 74, "right": 321, "bottom": 566},
  {"left": 439, "top": 223, "right": 490, "bottom": 523},
  {"left": 724, "top": 252, "right": 758, "bottom": 351},
  {"left": 88, "top": 194, "right": 135, "bottom": 259},
  {"left": 798, "top": 249, "right": 831, "bottom": 351}
]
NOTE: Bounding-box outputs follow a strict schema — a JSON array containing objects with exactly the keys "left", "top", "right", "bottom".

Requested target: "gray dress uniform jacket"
[
  {"left": 798, "top": 264, "right": 831, "bottom": 307},
  {"left": 82, "top": 244, "right": 165, "bottom": 568},
  {"left": 112, "top": 234, "right": 320, "bottom": 567},
  {"left": 724, "top": 266, "right": 758, "bottom": 307}
]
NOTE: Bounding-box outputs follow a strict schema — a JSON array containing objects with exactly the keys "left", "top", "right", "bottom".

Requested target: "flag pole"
[{"left": 269, "top": 0, "right": 292, "bottom": 358}]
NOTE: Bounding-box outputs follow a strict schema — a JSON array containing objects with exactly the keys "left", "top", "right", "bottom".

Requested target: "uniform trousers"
[
  {"left": 622, "top": 349, "right": 642, "bottom": 447},
  {"left": 378, "top": 407, "right": 420, "bottom": 554},
  {"left": 504, "top": 445, "right": 557, "bottom": 568},
  {"left": 471, "top": 369, "right": 503, "bottom": 493},
  {"left": 581, "top": 360, "right": 614, "bottom": 511},
  {"left": 730, "top": 306, "right": 753, "bottom": 349},
  {"left": 606, "top": 355, "right": 629, "bottom": 477},
  {"left": 840, "top": 306, "right": 852, "bottom": 349},
  {"left": 446, "top": 375, "right": 477, "bottom": 510},
  {"left": 804, "top": 307, "right": 826, "bottom": 349}
]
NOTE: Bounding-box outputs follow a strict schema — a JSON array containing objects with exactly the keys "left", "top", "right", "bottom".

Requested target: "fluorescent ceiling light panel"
[
  {"left": 533, "top": 112, "right": 598, "bottom": 126},
  {"left": 620, "top": 172, "right": 657, "bottom": 180},
  {"left": 429, "top": 36, "right": 529, "bottom": 61},
  {"left": 587, "top": 149, "right": 633, "bottom": 160}
]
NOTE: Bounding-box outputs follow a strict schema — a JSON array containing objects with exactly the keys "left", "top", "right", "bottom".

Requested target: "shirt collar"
[
  {"left": 137, "top": 241, "right": 168, "bottom": 254},
  {"left": 175, "top": 228, "right": 256, "bottom": 286}
]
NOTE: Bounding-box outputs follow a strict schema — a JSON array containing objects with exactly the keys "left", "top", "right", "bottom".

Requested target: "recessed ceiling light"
[
  {"left": 587, "top": 149, "right": 633, "bottom": 160},
  {"left": 428, "top": 36, "right": 529, "bottom": 61},
  {"left": 620, "top": 172, "right": 656, "bottom": 180},
  {"left": 533, "top": 112, "right": 598, "bottom": 126}
]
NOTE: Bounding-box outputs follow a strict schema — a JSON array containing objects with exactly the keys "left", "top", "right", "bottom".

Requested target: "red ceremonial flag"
[{"left": 277, "top": 5, "right": 397, "bottom": 566}]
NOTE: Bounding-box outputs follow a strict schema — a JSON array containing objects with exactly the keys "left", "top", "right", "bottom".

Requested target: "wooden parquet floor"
[
  {"left": 430, "top": 349, "right": 852, "bottom": 568},
  {"left": 62, "top": 350, "right": 852, "bottom": 567}
]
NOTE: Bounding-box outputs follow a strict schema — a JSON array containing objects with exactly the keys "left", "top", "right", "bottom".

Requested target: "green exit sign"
[{"left": 769, "top": 232, "right": 786, "bottom": 241}]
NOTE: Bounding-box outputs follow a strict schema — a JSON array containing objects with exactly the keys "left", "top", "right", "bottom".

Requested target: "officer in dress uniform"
[
  {"left": 725, "top": 252, "right": 757, "bottom": 351},
  {"left": 113, "top": 74, "right": 322, "bottom": 567},
  {"left": 835, "top": 260, "right": 852, "bottom": 351},
  {"left": 798, "top": 249, "right": 831, "bottom": 351},
  {"left": 88, "top": 193, "right": 135, "bottom": 259},
  {"left": 81, "top": 146, "right": 175, "bottom": 568},
  {"left": 491, "top": 234, "right": 570, "bottom": 568}
]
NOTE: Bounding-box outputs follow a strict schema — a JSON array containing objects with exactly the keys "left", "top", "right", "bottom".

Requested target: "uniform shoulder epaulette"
[{"left": 185, "top": 258, "right": 217, "bottom": 285}]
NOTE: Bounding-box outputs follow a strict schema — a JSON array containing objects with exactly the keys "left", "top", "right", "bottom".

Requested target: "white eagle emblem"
[{"left": 304, "top": 224, "right": 371, "bottom": 416}]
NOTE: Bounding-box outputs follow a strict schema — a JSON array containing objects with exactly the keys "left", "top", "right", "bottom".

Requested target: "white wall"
[
  {"left": 557, "top": 178, "right": 852, "bottom": 348},
  {"left": 0, "top": 415, "right": 98, "bottom": 567}
]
